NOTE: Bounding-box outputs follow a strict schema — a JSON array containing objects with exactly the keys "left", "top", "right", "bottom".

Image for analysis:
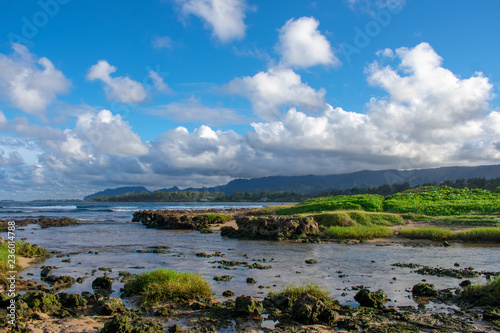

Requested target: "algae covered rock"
[
  {"left": 411, "top": 283, "right": 438, "bottom": 297},
  {"left": 101, "top": 314, "right": 162, "bottom": 333},
  {"left": 354, "top": 288, "right": 388, "bottom": 309},
  {"left": 234, "top": 295, "right": 262, "bottom": 317},
  {"left": 21, "top": 290, "right": 61, "bottom": 313},
  {"left": 92, "top": 276, "right": 113, "bottom": 291},
  {"left": 291, "top": 293, "right": 338, "bottom": 324},
  {"left": 57, "top": 292, "right": 88, "bottom": 308},
  {"left": 95, "top": 297, "right": 126, "bottom": 315}
]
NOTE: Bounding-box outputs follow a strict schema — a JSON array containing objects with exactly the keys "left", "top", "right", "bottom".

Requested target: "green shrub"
[
  {"left": 462, "top": 275, "right": 500, "bottom": 306},
  {"left": 324, "top": 225, "right": 392, "bottom": 240},
  {"left": 277, "top": 194, "right": 385, "bottom": 215},
  {"left": 456, "top": 227, "right": 500, "bottom": 243},
  {"left": 313, "top": 213, "right": 356, "bottom": 227},
  {"left": 397, "top": 227, "right": 455, "bottom": 241},
  {"left": 0, "top": 240, "right": 52, "bottom": 274},
  {"left": 384, "top": 186, "right": 500, "bottom": 216},
  {"left": 312, "top": 211, "right": 404, "bottom": 227},
  {"left": 200, "top": 214, "right": 232, "bottom": 223},
  {"left": 123, "top": 268, "right": 212, "bottom": 305}
]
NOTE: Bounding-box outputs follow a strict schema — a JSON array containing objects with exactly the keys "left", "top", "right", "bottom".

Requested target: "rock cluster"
[
  {"left": 132, "top": 209, "right": 239, "bottom": 230},
  {"left": 221, "top": 216, "right": 319, "bottom": 240}
]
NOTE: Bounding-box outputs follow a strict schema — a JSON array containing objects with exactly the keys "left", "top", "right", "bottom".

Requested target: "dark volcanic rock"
[
  {"left": 291, "top": 293, "right": 338, "bottom": 325},
  {"left": 354, "top": 288, "right": 388, "bottom": 309},
  {"left": 411, "top": 283, "right": 438, "bottom": 297},
  {"left": 92, "top": 276, "right": 113, "bottom": 291},
  {"left": 234, "top": 295, "right": 262, "bottom": 317},
  {"left": 222, "top": 216, "right": 319, "bottom": 241},
  {"left": 132, "top": 209, "right": 243, "bottom": 230}
]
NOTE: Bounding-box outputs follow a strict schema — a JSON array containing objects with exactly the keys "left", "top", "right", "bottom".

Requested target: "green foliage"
[
  {"left": 0, "top": 240, "right": 52, "bottom": 274},
  {"left": 398, "top": 227, "right": 455, "bottom": 241},
  {"left": 277, "top": 194, "right": 385, "bottom": 215},
  {"left": 267, "top": 283, "right": 337, "bottom": 306},
  {"left": 123, "top": 268, "right": 212, "bottom": 305},
  {"left": 384, "top": 186, "right": 500, "bottom": 216},
  {"left": 87, "top": 190, "right": 306, "bottom": 202},
  {"left": 495, "top": 186, "right": 500, "bottom": 194},
  {"left": 311, "top": 211, "right": 404, "bottom": 227},
  {"left": 324, "top": 225, "right": 392, "bottom": 240},
  {"left": 401, "top": 213, "right": 499, "bottom": 227},
  {"left": 455, "top": 227, "right": 500, "bottom": 242},
  {"left": 200, "top": 213, "right": 232, "bottom": 223},
  {"left": 462, "top": 275, "right": 500, "bottom": 306}
]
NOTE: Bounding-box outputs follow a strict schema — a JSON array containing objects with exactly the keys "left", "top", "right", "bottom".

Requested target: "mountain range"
[{"left": 83, "top": 164, "right": 500, "bottom": 200}]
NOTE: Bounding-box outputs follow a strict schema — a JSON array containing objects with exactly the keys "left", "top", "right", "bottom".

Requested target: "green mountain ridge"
[{"left": 84, "top": 164, "right": 500, "bottom": 200}]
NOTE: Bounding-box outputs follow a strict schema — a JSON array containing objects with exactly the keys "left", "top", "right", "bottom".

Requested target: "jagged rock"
[
  {"left": 57, "top": 292, "right": 87, "bottom": 308},
  {"left": 223, "top": 216, "right": 319, "bottom": 240},
  {"left": 234, "top": 295, "right": 262, "bottom": 317},
  {"left": 95, "top": 297, "right": 126, "bottom": 315},
  {"left": 411, "top": 283, "right": 438, "bottom": 297},
  {"left": 92, "top": 276, "right": 113, "bottom": 291},
  {"left": 246, "top": 277, "right": 257, "bottom": 284},
  {"left": 354, "top": 288, "right": 388, "bottom": 309},
  {"left": 291, "top": 293, "right": 338, "bottom": 324}
]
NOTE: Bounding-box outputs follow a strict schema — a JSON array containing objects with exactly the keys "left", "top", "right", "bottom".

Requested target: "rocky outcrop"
[
  {"left": 354, "top": 288, "right": 388, "bottom": 309},
  {"left": 0, "top": 218, "right": 78, "bottom": 231},
  {"left": 132, "top": 209, "right": 243, "bottom": 230},
  {"left": 291, "top": 293, "right": 338, "bottom": 324},
  {"left": 221, "top": 216, "right": 319, "bottom": 240}
]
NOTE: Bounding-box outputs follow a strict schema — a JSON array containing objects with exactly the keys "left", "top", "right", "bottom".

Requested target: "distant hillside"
[
  {"left": 84, "top": 164, "right": 500, "bottom": 199},
  {"left": 83, "top": 186, "right": 150, "bottom": 201},
  {"left": 214, "top": 164, "right": 500, "bottom": 194}
]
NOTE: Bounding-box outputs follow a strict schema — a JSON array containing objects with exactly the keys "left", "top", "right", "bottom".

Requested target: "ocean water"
[{"left": 1, "top": 201, "right": 499, "bottom": 311}]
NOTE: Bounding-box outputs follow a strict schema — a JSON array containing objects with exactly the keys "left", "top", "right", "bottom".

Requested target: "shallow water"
[{"left": 2, "top": 201, "right": 499, "bottom": 312}]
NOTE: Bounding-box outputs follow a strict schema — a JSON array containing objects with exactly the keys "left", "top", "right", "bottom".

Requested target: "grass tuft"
[
  {"left": 324, "top": 225, "right": 392, "bottom": 240},
  {"left": 462, "top": 275, "right": 500, "bottom": 306},
  {"left": 455, "top": 227, "right": 500, "bottom": 243},
  {"left": 0, "top": 240, "right": 52, "bottom": 274},
  {"left": 397, "top": 227, "right": 455, "bottom": 241},
  {"left": 267, "top": 283, "right": 337, "bottom": 306},
  {"left": 123, "top": 268, "right": 212, "bottom": 305}
]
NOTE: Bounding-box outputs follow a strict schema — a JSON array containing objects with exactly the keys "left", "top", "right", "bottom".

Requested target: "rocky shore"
[
  {"left": 0, "top": 218, "right": 78, "bottom": 232},
  {"left": 1, "top": 271, "right": 499, "bottom": 332}
]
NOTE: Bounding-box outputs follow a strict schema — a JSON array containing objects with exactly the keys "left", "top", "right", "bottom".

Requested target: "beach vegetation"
[
  {"left": 324, "top": 225, "right": 393, "bottom": 240},
  {"left": 462, "top": 275, "right": 500, "bottom": 306},
  {"left": 311, "top": 211, "right": 404, "bottom": 227},
  {"left": 267, "top": 283, "right": 337, "bottom": 306},
  {"left": 123, "top": 268, "right": 212, "bottom": 305},
  {"left": 397, "top": 227, "right": 455, "bottom": 241},
  {"left": 455, "top": 227, "right": 500, "bottom": 242},
  {"left": 276, "top": 194, "right": 385, "bottom": 215}
]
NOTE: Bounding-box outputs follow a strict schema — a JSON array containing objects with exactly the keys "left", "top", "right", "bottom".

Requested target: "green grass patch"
[
  {"left": 123, "top": 268, "right": 212, "bottom": 305},
  {"left": 456, "top": 227, "right": 500, "bottom": 243},
  {"left": 310, "top": 211, "right": 404, "bottom": 227},
  {"left": 385, "top": 186, "right": 500, "bottom": 216},
  {"left": 267, "top": 283, "right": 337, "bottom": 306},
  {"left": 1, "top": 240, "right": 52, "bottom": 274},
  {"left": 402, "top": 213, "right": 499, "bottom": 227},
  {"left": 200, "top": 213, "right": 232, "bottom": 223},
  {"left": 397, "top": 227, "right": 455, "bottom": 241},
  {"left": 246, "top": 205, "right": 294, "bottom": 216},
  {"left": 324, "top": 225, "right": 392, "bottom": 240},
  {"left": 462, "top": 275, "right": 500, "bottom": 306},
  {"left": 277, "top": 194, "right": 385, "bottom": 215}
]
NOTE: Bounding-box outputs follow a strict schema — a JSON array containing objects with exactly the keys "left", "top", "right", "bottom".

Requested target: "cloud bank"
[{"left": 1, "top": 42, "right": 500, "bottom": 199}]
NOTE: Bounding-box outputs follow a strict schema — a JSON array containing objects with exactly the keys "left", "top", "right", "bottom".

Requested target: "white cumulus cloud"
[
  {"left": 87, "top": 60, "right": 147, "bottom": 103},
  {"left": 0, "top": 44, "right": 71, "bottom": 116},
  {"left": 176, "top": 0, "right": 248, "bottom": 43},
  {"left": 277, "top": 17, "right": 340, "bottom": 68},
  {"left": 225, "top": 67, "right": 326, "bottom": 120}
]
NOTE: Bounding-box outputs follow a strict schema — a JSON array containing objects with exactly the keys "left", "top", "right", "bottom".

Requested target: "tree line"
[{"left": 86, "top": 177, "right": 500, "bottom": 202}]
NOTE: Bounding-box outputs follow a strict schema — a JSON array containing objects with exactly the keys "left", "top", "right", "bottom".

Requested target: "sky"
[{"left": 0, "top": 0, "right": 500, "bottom": 200}]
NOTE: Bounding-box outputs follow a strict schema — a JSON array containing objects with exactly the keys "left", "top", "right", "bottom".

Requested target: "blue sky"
[{"left": 0, "top": 0, "right": 500, "bottom": 200}]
